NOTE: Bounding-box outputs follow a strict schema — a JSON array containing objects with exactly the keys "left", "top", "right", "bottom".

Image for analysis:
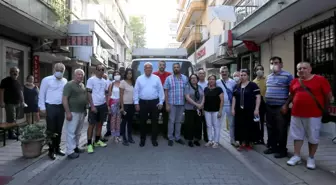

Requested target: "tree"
[{"left": 129, "top": 16, "right": 146, "bottom": 48}]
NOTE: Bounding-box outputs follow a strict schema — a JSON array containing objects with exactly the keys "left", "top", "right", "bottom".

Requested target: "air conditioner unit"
[{"left": 201, "top": 27, "right": 209, "bottom": 42}]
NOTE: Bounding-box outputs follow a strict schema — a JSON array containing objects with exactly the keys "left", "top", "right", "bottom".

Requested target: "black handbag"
[{"left": 298, "top": 79, "right": 335, "bottom": 123}]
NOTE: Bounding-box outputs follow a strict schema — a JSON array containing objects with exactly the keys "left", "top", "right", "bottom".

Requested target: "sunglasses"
[{"left": 97, "top": 68, "right": 105, "bottom": 72}]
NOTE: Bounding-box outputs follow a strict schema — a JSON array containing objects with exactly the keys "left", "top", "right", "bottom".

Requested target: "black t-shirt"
[
  {"left": 0, "top": 77, "right": 22, "bottom": 104},
  {"left": 203, "top": 87, "right": 223, "bottom": 112}
]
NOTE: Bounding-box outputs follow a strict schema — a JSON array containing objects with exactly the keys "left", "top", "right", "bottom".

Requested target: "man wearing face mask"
[
  {"left": 38, "top": 63, "right": 68, "bottom": 160},
  {"left": 216, "top": 66, "right": 237, "bottom": 147},
  {"left": 264, "top": 56, "right": 293, "bottom": 158},
  {"left": 253, "top": 65, "right": 266, "bottom": 145},
  {"left": 0, "top": 67, "right": 25, "bottom": 139}
]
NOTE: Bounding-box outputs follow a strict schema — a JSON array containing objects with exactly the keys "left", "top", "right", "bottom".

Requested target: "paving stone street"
[{"left": 22, "top": 137, "right": 265, "bottom": 185}]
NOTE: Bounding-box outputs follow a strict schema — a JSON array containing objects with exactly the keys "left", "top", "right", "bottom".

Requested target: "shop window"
[
  {"left": 294, "top": 16, "right": 336, "bottom": 95},
  {"left": 5, "top": 47, "right": 24, "bottom": 84}
]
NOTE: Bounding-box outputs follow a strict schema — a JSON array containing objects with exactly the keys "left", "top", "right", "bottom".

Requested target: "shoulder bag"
[
  {"left": 221, "top": 80, "right": 233, "bottom": 104},
  {"left": 298, "top": 79, "right": 335, "bottom": 123}
]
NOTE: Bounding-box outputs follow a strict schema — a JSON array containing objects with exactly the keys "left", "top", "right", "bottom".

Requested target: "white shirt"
[
  {"left": 133, "top": 74, "right": 164, "bottom": 104},
  {"left": 216, "top": 78, "right": 236, "bottom": 106},
  {"left": 110, "top": 86, "right": 120, "bottom": 99},
  {"left": 38, "top": 75, "right": 67, "bottom": 110},
  {"left": 198, "top": 80, "right": 208, "bottom": 90},
  {"left": 86, "top": 76, "right": 108, "bottom": 106}
]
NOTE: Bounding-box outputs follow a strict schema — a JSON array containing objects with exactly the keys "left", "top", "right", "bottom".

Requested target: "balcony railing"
[
  {"left": 234, "top": 0, "right": 269, "bottom": 25},
  {"left": 183, "top": 25, "right": 202, "bottom": 48}
]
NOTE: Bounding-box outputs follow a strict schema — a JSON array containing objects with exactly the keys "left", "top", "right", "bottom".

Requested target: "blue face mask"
[{"left": 54, "top": 71, "right": 64, "bottom": 78}]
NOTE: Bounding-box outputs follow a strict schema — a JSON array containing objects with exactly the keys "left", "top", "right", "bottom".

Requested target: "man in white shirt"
[
  {"left": 86, "top": 64, "right": 108, "bottom": 154},
  {"left": 216, "top": 66, "right": 237, "bottom": 146},
  {"left": 197, "top": 69, "right": 208, "bottom": 143},
  {"left": 38, "top": 63, "right": 68, "bottom": 160},
  {"left": 134, "top": 62, "right": 164, "bottom": 147}
]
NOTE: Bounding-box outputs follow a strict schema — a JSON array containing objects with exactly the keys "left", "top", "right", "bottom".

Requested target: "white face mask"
[
  {"left": 54, "top": 71, "right": 64, "bottom": 79},
  {"left": 108, "top": 74, "right": 113, "bottom": 80},
  {"left": 114, "top": 75, "right": 121, "bottom": 81},
  {"left": 256, "top": 70, "right": 264, "bottom": 77},
  {"left": 233, "top": 77, "right": 240, "bottom": 83},
  {"left": 270, "top": 64, "right": 280, "bottom": 72}
]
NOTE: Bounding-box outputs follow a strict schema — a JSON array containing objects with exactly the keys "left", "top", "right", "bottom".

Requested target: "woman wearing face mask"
[
  {"left": 232, "top": 69, "right": 261, "bottom": 151},
  {"left": 253, "top": 65, "right": 266, "bottom": 145},
  {"left": 24, "top": 75, "right": 40, "bottom": 124},
  {"left": 108, "top": 71, "right": 122, "bottom": 143},
  {"left": 232, "top": 71, "right": 241, "bottom": 84}
]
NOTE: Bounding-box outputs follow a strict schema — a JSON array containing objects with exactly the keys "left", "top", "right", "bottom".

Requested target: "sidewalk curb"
[{"left": 219, "top": 129, "right": 336, "bottom": 185}]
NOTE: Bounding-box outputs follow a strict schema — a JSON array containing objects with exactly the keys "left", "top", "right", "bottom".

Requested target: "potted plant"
[{"left": 20, "top": 123, "right": 46, "bottom": 158}]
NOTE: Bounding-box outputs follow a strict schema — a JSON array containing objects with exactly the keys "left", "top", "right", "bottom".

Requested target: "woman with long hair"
[
  {"left": 119, "top": 68, "right": 136, "bottom": 146},
  {"left": 232, "top": 69, "right": 261, "bottom": 151},
  {"left": 184, "top": 74, "right": 204, "bottom": 147},
  {"left": 203, "top": 75, "right": 224, "bottom": 148},
  {"left": 108, "top": 71, "right": 122, "bottom": 143}
]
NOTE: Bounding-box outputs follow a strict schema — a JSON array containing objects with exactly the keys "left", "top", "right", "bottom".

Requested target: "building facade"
[
  {"left": 69, "top": 0, "right": 132, "bottom": 76},
  {"left": 0, "top": 0, "right": 71, "bottom": 122},
  {"left": 226, "top": 0, "right": 336, "bottom": 136},
  {"left": 167, "top": 18, "right": 181, "bottom": 48},
  {"left": 175, "top": 0, "right": 233, "bottom": 78}
]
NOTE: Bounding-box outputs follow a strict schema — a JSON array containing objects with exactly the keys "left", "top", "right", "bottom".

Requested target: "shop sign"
[
  {"left": 197, "top": 47, "right": 206, "bottom": 59},
  {"left": 56, "top": 36, "right": 93, "bottom": 47},
  {"left": 33, "top": 55, "right": 40, "bottom": 85}
]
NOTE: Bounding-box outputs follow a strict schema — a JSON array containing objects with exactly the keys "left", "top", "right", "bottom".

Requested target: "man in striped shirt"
[{"left": 264, "top": 56, "right": 293, "bottom": 158}]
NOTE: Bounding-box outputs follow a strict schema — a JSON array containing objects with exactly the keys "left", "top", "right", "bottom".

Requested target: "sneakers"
[
  {"left": 287, "top": 156, "right": 316, "bottom": 170},
  {"left": 87, "top": 144, "right": 94, "bottom": 154},
  {"left": 287, "top": 156, "right": 302, "bottom": 166},
  {"left": 307, "top": 157, "right": 316, "bottom": 170},
  {"left": 205, "top": 141, "right": 213, "bottom": 147},
  {"left": 94, "top": 140, "right": 107, "bottom": 147},
  {"left": 212, "top": 142, "right": 219, "bottom": 148}
]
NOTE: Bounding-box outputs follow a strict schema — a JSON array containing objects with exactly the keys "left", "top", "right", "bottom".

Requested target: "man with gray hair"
[
  {"left": 216, "top": 66, "right": 237, "bottom": 146},
  {"left": 39, "top": 63, "right": 68, "bottom": 160},
  {"left": 134, "top": 62, "right": 164, "bottom": 147},
  {"left": 0, "top": 66, "right": 25, "bottom": 139},
  {"left": 62, "top": 68, "right": 87, "bottom": 159}
]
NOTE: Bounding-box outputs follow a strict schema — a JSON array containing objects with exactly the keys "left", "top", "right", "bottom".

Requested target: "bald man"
[
  {"left": 0, "top": 66, "right": 25, "bottom": 139},
  {"left": 284, "top": 62, "right": 332, "bottom": 169},
  {"left": 39, "top": 63, "right": 68, "bottom": 160}
]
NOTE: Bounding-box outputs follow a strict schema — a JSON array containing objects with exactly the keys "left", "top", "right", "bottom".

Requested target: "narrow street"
[{"left": 21, "top": 137, "right": 265, "bottom": 185}]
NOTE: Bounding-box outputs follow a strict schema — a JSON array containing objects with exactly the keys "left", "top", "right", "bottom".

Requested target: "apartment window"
[{"left": 294, "top": 16, "right": 336, "bottom": 95}]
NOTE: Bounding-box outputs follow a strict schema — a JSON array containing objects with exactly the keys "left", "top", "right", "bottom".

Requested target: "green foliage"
[
  {"left": 129, "top": 16, "right": 146, "bottom": 48},
  {"left": 20, "top": 124, "right": 46, "bottom": 141},
  {"left": 43, "top": 0, "right": 70, "bottom": 24}
]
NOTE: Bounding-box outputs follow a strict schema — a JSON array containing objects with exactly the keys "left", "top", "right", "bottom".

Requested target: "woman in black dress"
[
  {"left": 23, "top": 75, "right": 39, "bottom": 124},
  {"left": 231, "top": 69, "right": 261, "bottom": 151}
]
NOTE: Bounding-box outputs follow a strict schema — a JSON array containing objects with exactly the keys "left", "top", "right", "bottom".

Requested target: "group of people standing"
[{"left": 0, "top": 56, "right": 332, "bottom": 171}]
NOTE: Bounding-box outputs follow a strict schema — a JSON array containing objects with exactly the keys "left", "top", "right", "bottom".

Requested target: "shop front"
[
  {"left": 0, "top": 38, "right": 30, "bottom": 122},
  {"left": 189, "top": 35, "right": 220, "bottom": 77}
]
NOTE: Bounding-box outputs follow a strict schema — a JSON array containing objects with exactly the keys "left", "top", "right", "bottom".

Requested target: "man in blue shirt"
[
  {"left": 164, "top": 63, "right": 188, "bottom": 146},
  {"left": 264, "top": 56, "right": 293, "bottom": 158}
]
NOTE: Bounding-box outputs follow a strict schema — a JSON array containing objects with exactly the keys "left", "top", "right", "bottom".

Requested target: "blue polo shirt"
[{"left": 265, "top": 70, "right": 293, "bottom": 106}]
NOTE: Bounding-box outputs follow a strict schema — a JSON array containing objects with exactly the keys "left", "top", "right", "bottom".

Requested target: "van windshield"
[{"left": 132, "top": 60, "right": 193, "bottom": 79}]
